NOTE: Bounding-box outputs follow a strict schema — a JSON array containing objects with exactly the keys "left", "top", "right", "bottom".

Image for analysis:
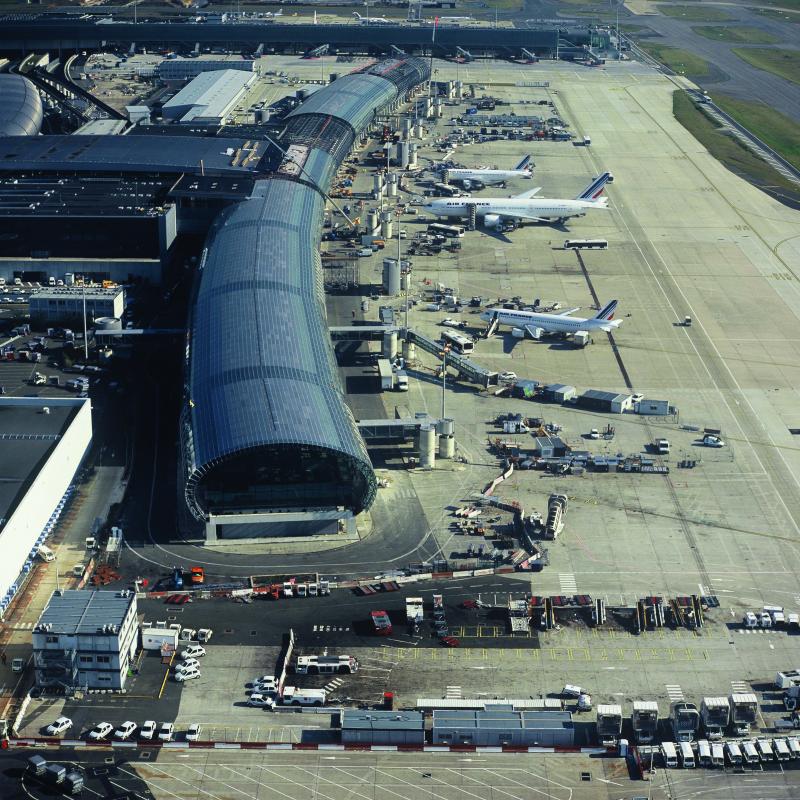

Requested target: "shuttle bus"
[
  {"left": 441, "top": 330, "right": 474, "bottom": 354},
  {"left": 661, "top": 741, "right": 678, "bottom": 768},
  {"left": 563, "top": 239, "right": 608, "bottom": 250},
  {"left": 428, "top": 222, "right": 466, "bottom": 238},
  {"left": 679, "top": 741, "right": 695, "bottom": 768},
  {"left": 295, "top": 655, "right": 359, "bottom": 675}
]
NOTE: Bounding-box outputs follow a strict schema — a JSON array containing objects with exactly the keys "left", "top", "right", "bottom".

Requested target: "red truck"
[{"left": 371, "top": 610, "right": 392, "bottom": 636}]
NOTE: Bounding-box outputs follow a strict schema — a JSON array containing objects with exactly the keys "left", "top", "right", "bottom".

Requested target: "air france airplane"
[
  {"left": 480, "top": 299, "right": 622, "bottom": 340},
  {"left": 424, "top": 172, "right": 612, "bottom": 228},
  {"left": 444, "top": 155, "right": 533, "bottom": 190}
]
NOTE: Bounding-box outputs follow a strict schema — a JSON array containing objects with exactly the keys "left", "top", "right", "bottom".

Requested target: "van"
[
  {"left": 661, "top": 741, "right": 678, "bottom": 768},
  {"left": 711, "top": 742, "right": 724, "bottom": 767},
  {"left": 37, "top": 545, "right": 55, "bottom": 562},
  {"left": 774, "top": 737, "right": 790, "bottom": 761},
  {"left": 697, "top": 739, "right": 711, "bottom": 766},
  {"left": 562, "top": 684, "right": 583, "bottom": 698},
  {"left": 357, "top": 248, "right": 373, "bottom": 257},
  {"left": 742, "top": 740, "right": 759, "bottom": 765},
  {"left": 725, "top": 741, "right": 742, "bottom": 765},
  {"left": 679, "top": 741, "right": 695, "bottom": 768}
]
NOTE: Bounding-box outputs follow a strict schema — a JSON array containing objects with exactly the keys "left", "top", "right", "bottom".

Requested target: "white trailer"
[
  {"left": 632, "top": 700, "right": 659, "bottom": 744},
  {"left": 729, "top": 692, "right": 758, "bottom": 736},
  {"left": 700, "top": 696, "right": 730, "bottom": 739},
  {"left": 141, "top": 627, "right": 179, "bottom": 651},
  {"left": 596, "top": 704, "right": 622, "bottom": 746}
]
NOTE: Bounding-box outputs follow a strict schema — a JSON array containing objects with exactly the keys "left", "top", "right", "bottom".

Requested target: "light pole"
[
  {"left": 82, "top": 283, "right": 88, "bottom": 360},
  {"left": 440, "top": 344, "right": 450, "bottom": 419}
]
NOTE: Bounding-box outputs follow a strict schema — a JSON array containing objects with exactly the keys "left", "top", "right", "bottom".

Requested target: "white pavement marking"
[
  {"left": 666, "top": 684, "right": 685, "bottom": 702},
  {"left": 559, "top": 574, "right": 577, "bottom": 594},
  {"left": 731, "top": 681, "right": 750, "bottom": 693}
]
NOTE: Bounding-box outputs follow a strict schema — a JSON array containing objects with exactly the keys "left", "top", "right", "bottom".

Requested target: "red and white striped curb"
[{"left": 6, "top": 739, "right": 613, "bottom": 755}]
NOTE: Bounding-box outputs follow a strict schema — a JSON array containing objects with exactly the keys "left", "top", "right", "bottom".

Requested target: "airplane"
[
  {"left": 479, "top": 299, "right": 622, "bottom": 340},
  {"left": 444, "top": 155, "right": 533, "bottom": 190},
  {"left": 352, "top": 12, "right": 397, "bottom": 24},
  {"left": 423, "top": 172, "right": 612, "bottom": 229}
]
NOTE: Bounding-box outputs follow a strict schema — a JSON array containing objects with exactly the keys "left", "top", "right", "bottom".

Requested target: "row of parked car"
[{"left": 43, "top": 717, "right": 202, "bottom": 742}]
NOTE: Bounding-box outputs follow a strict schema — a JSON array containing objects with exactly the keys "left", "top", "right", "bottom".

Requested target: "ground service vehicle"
[
  {"left": 371, "top": 610, "right": 392, "bottom": 635},
  {"left": 679, "top": 741, "right": 695, "bottom": 768},
  {"left": 661, "top": 741, "right": 678, "bottom": 767},
  {"left": 158, "top": 723, "right": 174, "bottom": 741},
  {"left": 441, "top": 330, "right": 474, "bottom": 354},
  {"left": 280, "top": 687, "right": 327, "bottom": 706},
  {"left": 428, "top": 222, "right": 465, "bottom": 238},
  {"left": 295, "top": 655, "right": 359, "bottom": 675},
  {"left": 563, "top": 239, "right": 607, "bottom": 250}
]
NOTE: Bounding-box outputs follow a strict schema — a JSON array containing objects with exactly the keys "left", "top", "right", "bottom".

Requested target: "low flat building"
[
  {"left": 432, "top": 708, "right": 574, "bottom": 747},
  {"left": 541, "top": 383, "right": 576, "bottom": 403},
  {"left": 576, "top": 389, "right": 633, "bottom": 414},
  {"left": 532, "top": 435, "right": 567, "bottom": 458},
  {"left": 157, "top": 58, "right": 256, "bottom": 84},
  {"left": 636, "top": 398, "right": 671, "bottom": 416},
  {"left": 0, "top": 398, "right": 91, "bottom": 610},
  {"left": 33, "top": 589, "right": 137, "bottom": 690},
  {"left": 162, "top": 69, "right": 256, "bottom": 124},
  {"left": 29, "top": 285, "right": 125, "bottom": 326},
  {"left": 340, "top": 710, "right": 425, "bottom": 745}
]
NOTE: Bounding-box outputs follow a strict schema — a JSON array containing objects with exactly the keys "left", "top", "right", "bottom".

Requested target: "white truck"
[
  {"left": 279, "top": 687, "right": 327, "bottom": 707},
  {"left": 406, "top": 597, "right": 424, "bottom": 625}
]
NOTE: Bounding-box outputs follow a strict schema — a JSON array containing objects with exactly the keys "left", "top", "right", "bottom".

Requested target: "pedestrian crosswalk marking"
[{"left": 666, "top": 684, "right": 684, "bottom": 701}]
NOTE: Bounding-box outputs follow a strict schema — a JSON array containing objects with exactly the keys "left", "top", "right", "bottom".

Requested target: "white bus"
[
  {"left": 428, "top": 222, "right": 466, "bottom": 238},
  {"left": 563, "top": 239, "right": 608, "bottom": 250},
  {"left": 679, "top": 741, "right": 695, "bottom": 768},
  {"left": 661, "top": 741, "right": 678, "bottom": 768},
  {"left": 441, "top": 330, "right": 474, "bottom": 354},
  {"left": 295, "top": 655, "right": 359, "bottom": 675}
]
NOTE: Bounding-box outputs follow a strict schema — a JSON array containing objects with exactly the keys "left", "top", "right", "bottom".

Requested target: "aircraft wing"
[
  {"left": 555, "top": 307, "right": 580, "bottom": 316},
  {"left": 512, "top": 187, "right": 542, "bottom": 200}
]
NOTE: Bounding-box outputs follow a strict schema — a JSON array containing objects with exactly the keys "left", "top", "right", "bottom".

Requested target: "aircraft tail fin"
[
  {"left": 594, "top": 300, "right": 618, "bottom": 321},
  {"left": 576, "top": 171, "right": 612, "bottom": 201},
  {"left": 514, "top": 154, "right": 532, "bottom": 171}
]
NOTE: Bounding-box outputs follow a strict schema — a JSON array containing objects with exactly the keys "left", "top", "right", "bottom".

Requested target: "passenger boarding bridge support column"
[{"left": 467, "top": 203, "right": 477, "bottom": 232}]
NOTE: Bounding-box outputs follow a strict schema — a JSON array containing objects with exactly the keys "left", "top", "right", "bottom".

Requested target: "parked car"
[
  {"left": 45, "top": 716, "right": 73, "bottom": 736},
  {"left": 702, "top": 434, "right": 725, "bottom": 447},
  {"left": 114, "top": 721, "right": 137, "bottom": 740},
  {"left": 180, "top": 645, "right": 206, "bottom": 660},
  {"left": 139, "top": 720, "right": 157, "bottom": 740},
  {"left": 175, "top": 666, "right": 201, "bottom": 682},
  {"left": 176, "top": 658, "right": 200, "bottom": 672},
  {"left": 498, "top": 371, "right": 518, "bottom": 383},
  {"left": 186, "top": 723, "right": 202, "bottom": 742},
  {"left": 88, "top": 722, "right": 114, "bottom": 740},
  {"left": 158, "top": 722, "right": 174, "bottom": 741}
]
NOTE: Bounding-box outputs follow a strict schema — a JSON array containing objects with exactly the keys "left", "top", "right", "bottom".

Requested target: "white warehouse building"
[
  {"left": 0, "top": 398, "right": 92, "bottom": 612},
  {"left": 162, "top": 69, "right": 256, "bottom": 124}
]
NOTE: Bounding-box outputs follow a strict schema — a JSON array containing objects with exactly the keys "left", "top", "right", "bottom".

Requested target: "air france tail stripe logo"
[
  {"left": 596, "top": 300, "right": 617, "bottom": 320},
  {"left": 578, "top": 173, "right": 609, "bottom": 201},
  {"left": 516, "top": 155, "right": 531, "bottom": 171}
]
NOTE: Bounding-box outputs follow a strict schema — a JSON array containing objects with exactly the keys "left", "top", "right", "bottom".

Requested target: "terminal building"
[
  {"left": 0, "top": 398, "right": 92, "bottom": 612},
  {"left": 32, "top": 589, "right": 138, "bottom": 691}
]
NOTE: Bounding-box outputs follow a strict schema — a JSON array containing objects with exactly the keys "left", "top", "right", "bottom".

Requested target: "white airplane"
[
  {"left": 423, "top": 172, "right": 612, "bottom": 229},
  {"left": 480, "top": 299, "right": 622, "bottom": 340},
  {"left": 264, "top": 9, "right": 282, "bottom": 17},
  {"left": 444, "top": 155, "right": 533, "bottom": 190},
  {"left": 352, "top": 12, "right": 397, "bottom": 24}
]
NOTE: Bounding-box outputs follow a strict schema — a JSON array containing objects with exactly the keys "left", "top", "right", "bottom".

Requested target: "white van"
[
  {"left": 711, "top": 742, "right": 724, "bottom": 767},
  {"left": 697, "top": 739, "right": 711, "bottom": 766},
  {"left": 725, "top": 741, "right": 742, "bottom": 765},
  {"left": 562, "top": 684, "right": 583, "bottom": 698},
  {"left": 757, "top": 738, "right": 774, "bottom": 763},
  {"left": 679, "top": 741, "right": 695, "bottom": 768},
  {"left": 773, "top": 738, "right": 790, "bottom": 762},
  {"left": 742, "top": 740, "right": 759, "bottom": 765},
  {"left": 37, "top": 545, "right": 55, "bottom": 562},
  {"left": 661, "top": 741, "right": 678, "bottom": 768}
]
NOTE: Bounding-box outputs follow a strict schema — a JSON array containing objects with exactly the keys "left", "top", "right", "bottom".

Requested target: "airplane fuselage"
[
  {"left": 425, "top": 197, "right": 603, "bottom": 222},
  {"left": 482, "top": 308, "right": 610, "bottom": 334},
  {"left": 445, "top": 168, "right": 530, "bottom": 187}
]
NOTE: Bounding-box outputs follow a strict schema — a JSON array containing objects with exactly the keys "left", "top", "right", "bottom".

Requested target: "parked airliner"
[
  {"left": 423, "top": 172, "right": 612, "bottom": 228},
  {"left": 444, "top": 155, "right": 533, "bottom": 190},
  {"left": 480, "top": 299, "right": 622, "bottom": 340}
]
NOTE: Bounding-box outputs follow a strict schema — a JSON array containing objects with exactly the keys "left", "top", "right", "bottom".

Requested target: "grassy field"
[
  {"left": 732, "top": 47, "right": 800, "bottom": 86},
  {"left": 636, "top": 42, "right": 712, "bottom": 77},
  {"left": 755, "top": 0, "right": 800, "bottom": 9},
  {"left": 657, "top": 4, "right": 734, "bottom": 21},
  {"left": 692, "top": 25, "right": 780, "bottom": 43},
  {"left": 672, "top": 91, "right": 800, "bottom": 203},
  {"left": 749, "top": 7, "right": 800, "bottom": 23},
  {"left": 712, "top": 94, "right": 800, "bottom": 170}
]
